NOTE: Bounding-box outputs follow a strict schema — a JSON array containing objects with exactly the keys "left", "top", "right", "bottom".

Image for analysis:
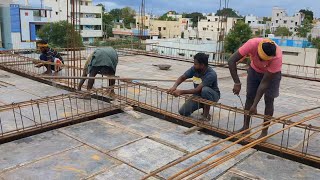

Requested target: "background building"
[
  {"left": 271, "top": 6, "right": 304, "bottom": 34},
  {"left": 184, "top": 14, "right": 240, "bottom": 41},
  {"left": 0, "top": 3, "right": 52, "bottom": 49},
  {"left": 245, "top": 14, "right": 271, "bottom": 36},
  {"left": 44, "top": 0, "right": 103, "bottom": 43}
]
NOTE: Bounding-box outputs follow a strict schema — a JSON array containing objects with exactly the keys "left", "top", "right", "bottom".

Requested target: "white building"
[
  {"left": 311, "top": 21, "right": 320, "bottom": 38},
  {"left": 146, "top": 38, "right": 223, "bottom": 62},
  {"left": 43, "top": 0, "right": 103, "bottom": 43},
  {"left": 245, "top": 14, "right": 271, "bottom": 35},
  {"left": 184, "top": 15, "right": 240, "bottom": 41},
  {"left": 271, "top": 7, "right": 304, "bottom": 34},
  {"left": 0, "top": 3, "right": 52, "bottom": 49}
]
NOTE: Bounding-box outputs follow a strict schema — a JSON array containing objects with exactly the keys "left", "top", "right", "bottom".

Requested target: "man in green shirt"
[{"left": 77, "top": 47, "right": 118, "bottom": 92}]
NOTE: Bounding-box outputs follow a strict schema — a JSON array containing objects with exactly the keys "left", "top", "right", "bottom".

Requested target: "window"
[
  {"left": 83, "top": 37, "right": 89, "bottom": 41},
  {"left": 295, "top": 22, "right": 298, "bottom": 25},
  {"left": 290, "top": 27, "right": 293, "bottom": 30},
  {"left": 163, "top": 27, "right": 166, "bottom": 30},
  {"left": 85, "top": 2, "right": 88, "bottom": 6},
  {"left": 203, "top": 27, "right": 206, "bottom": 30},
  {"left": 217, "top": 28, "right": 220, "bottom": 31},
  {"left": 94, "top": 25, "right": 101, "bottom": 30},
  {"left": 248, "top": 21, "right": 251, "bottom": 24},
  {"left": 178, "top": 53, "right": 185, "bottom": 56},
  {"left": 56, "top": 12, "right": 58, "bottom": 15},
  {"left": 277, "top": 13, "right": 279, "bottom": 17},
  {"left": 215, "top": 18, "right": 218, "bottom": 21},
  {"left": 190, "top": 54, "right": 193, "bottom": 57},
  {"left": 33, "top": 10, "right": 40, "bottom": 17},
  {"left": 158, "top": 27, "right": 161, "bottom": 31},
  {"left": 283, "top": 51, "right": 299, "bottom": 56},
  {"left": 208, "top": 19, "right": 210, "bottom": 22},
  {"left": 276, "top": 20, "right": 278, "bottom": 23},
  {"left": 80, "top": 1, "right": 83, "bottom": 5}
]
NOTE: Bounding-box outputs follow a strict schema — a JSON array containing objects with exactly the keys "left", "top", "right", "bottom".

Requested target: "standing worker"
[
  {"left": 77, "top": 47, "right": 118, "bottom": 93},
  {"left": 168, "top": 53, "right": 220, "bottom": 121},
  {"left": 228, "top": 38, "right": 282, "bottom": 138},
  {"left": 36, "top": 40, "right": 64, "bottom": 74}
]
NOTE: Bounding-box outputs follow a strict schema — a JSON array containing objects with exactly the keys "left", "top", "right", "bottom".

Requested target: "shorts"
[
  {"left": 247, "top": 66, "right": 281, "bottom": 99},
  {"left": 89, "top": 66, "right": 115, "bottom": 76}
]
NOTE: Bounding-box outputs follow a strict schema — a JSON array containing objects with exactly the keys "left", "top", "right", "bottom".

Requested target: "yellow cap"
[
  {"left": 37, "top": 43, "right": 48, "bottom": 48},
  {"left": 258, "top": 39, "right": 276, "bottom": 61}
]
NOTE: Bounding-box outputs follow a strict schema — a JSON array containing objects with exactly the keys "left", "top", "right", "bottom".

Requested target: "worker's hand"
[
  {"left": 249, "top": 105, "right": 257, "bottom": 115},
  {"left": 167, "top": 86, "right": 177, "bottom": 94},
  {"left": 35, "top": 63, "right": 44, "bottom": 68},
  {"left": 233, "top": 83, "right": 241, "bottom": 95},
  {"left": 172, "top": 90, "right": 183, "bottom": 97}
]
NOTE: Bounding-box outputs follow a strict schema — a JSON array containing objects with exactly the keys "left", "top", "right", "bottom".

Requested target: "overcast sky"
[{"left": 24, "top": 0, "right": 319, "bottom": 18}]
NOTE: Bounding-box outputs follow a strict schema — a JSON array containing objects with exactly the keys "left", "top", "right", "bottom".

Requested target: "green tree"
[
  {"left": 158, "top": 11, "right": 178, "bottom": 21},
  {"left": 297, "top": 19, "right": 313, "bottom": 38},
  {"left": 216, "top": 8, "right": 239, "bottom": 17},
  {"left": 265, "top": 29, "right": 271, "bottom": 35},
  {"left": 311, "top": 37, "right": 320, "bottom": 64},
  {"left": 274, "top": 27, "right": 292, "bottom": 37},
  {"left": 262, "top": 17, "right": 271, "bottom": 24},
  {"left": 109, "top": 8, "right": 122, "bottom": 22},
  {"left": 102, "top": 13, "right": 114, "bottom": 38},
  {"left": 37, "top": 21, "right": 83, "bottom": 48},
  {"left": 96, "top": 3, "right": 105, "bottom": 12},
  {"left": 121, "top": 7, "right": 136, "bottom": 29},
  {"left": 183, "top": 12, "right": 205, "bottom": 27},
  {"left": 299, "top": 9, "right": 314, "bottom": 22},
  {"left": 224, "top": 21, "right": 252, "bottom": 53}
]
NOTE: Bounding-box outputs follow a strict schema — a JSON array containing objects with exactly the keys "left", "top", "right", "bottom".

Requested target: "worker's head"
[
  {"left": 38, "top": 40, "right": 49, "bottom": 53},
  {"left": 258, "top": 39, "right": 277, "bottom": 61},
  {"left": 194, "top": 53, "right": 209, "bottom": 72}
]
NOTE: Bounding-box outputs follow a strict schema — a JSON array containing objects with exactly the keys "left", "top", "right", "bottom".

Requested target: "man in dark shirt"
[
  {"left": 168, "top": 53, "right": 220, "bottom": 121},
  {"left": 36, "top": 40, "right": 64, "bottom": 74}
]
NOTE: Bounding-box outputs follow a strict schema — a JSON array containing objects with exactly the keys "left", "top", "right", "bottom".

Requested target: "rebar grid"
[
  {"left": 0, "top": 91, "right": 121, "bottom": 142},
  {"left": 142, "top": 108, "right": 320, "bottom": 179},
  {"left": 89, "top": 82, "right": 320, "bottom": 165}
]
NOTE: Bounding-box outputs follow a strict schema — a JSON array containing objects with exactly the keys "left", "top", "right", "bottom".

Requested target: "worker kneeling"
[
  {"left": 168, "top": 53, "right": 220, "bottom": 121},
  {"left": 77, "top": 47, "right": 118, "bottom": 94}
]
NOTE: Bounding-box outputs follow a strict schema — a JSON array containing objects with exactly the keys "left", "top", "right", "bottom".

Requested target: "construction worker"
[
  {"left": 77, "top": 47, "right": 118, "bottom": 93},
  {"left": 168, "top": 53, "right": 220, "bottom": 121},
  {"left": 36, "top": 40, "right": 64, "bottom": 74},
  {"left": 228, "top": 38, "right": 282, "bottom": 138}
]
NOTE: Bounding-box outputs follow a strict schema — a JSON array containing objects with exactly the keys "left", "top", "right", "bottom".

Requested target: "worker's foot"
[
  {"left": 77, "top": 93, "right": 91, "bottom": 99},
  {"left": 42, "top": 70, "right": 52, "bottom": 75},
  {"left": 200, "top": 114, "right": 211, "bottom": 122},
  {"left": 53, "top": 71, "right": 59, "bottom": 76},
  {"left": 235, "top": 127, "right": 250, "bottom": 135},
  {"left": 257, "top": 130, "right": 268, "bottom": 139}
]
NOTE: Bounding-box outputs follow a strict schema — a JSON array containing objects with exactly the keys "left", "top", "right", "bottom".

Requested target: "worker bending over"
[
  {"left": 77, "top": 47, "right": 118, "bottom": 92},
  {"left": 228, "top": 38, "right": 282, "bottom": 138}
]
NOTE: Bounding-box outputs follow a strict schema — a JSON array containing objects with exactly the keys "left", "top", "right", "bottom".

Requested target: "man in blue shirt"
[
  {"left": 35, "top": 40, "right": 64, "bottom": 74},
  {"left": 168, "top": 53, "right": 220, "bottom": 121}
]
